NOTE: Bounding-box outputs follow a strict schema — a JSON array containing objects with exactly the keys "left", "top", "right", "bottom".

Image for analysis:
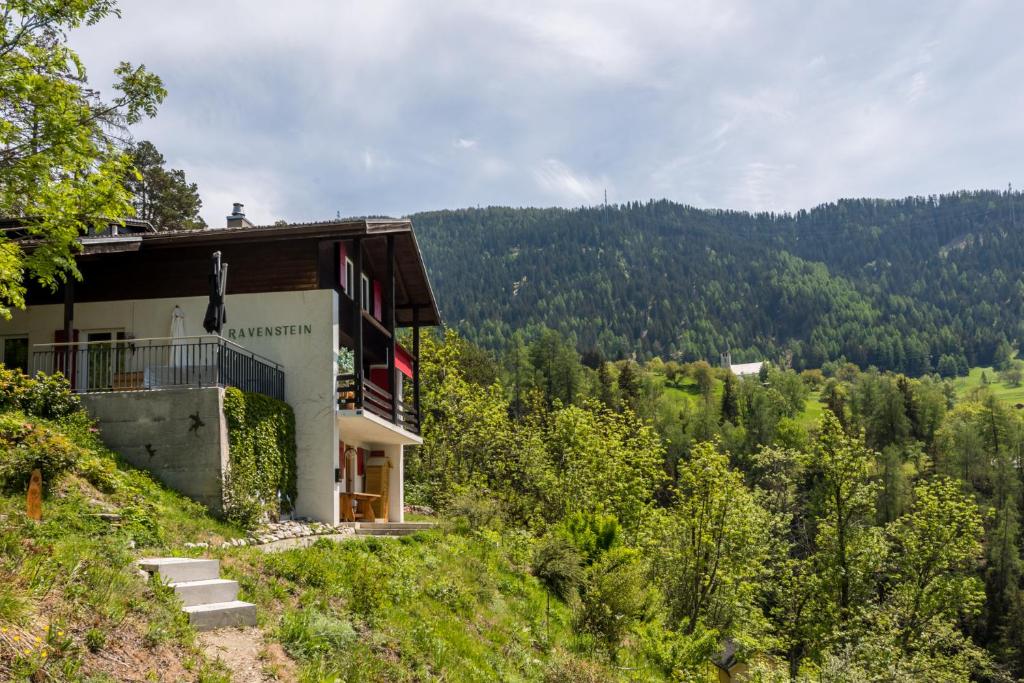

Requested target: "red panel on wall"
[
  {"left": 357, "top": 447, "right": 365, "bottom": 476},
  {"left": 373, "top": 280, "right": 382, "bottom": 320},
  {"left": 395, "top": 344, "right": 414, "bottom": 379},
  {"left": 370, "top": 366, "right": 390, "bottom": 390}
]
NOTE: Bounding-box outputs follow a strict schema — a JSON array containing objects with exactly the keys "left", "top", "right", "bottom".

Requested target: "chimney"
[{"left": 225, "top": 202, "right": 254, "bottom": 229}]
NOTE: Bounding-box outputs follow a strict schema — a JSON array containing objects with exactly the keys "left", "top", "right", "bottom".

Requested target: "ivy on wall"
[{"left": 222, "top": 387, "right": 297, "bottom": 528}]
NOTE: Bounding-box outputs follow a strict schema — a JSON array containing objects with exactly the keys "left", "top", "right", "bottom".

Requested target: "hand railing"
[
  {"left": 337, "top": 372, "right": 419, "bottom": 434},
  {"left": 32, "top": 335, "right": 285, "bottom": 400}
]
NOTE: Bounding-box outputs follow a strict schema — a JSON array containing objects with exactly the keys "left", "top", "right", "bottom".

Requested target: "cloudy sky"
[{"left": 71, "top": 0, "right": 1024, "bottom": 226}]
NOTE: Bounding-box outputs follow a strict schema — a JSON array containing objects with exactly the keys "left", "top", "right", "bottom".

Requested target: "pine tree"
[
  {"left": 125, "top": 140, "right": 206, "bottom": 230},
  {"left": 721, "top": 371, "right": 740, "bottom": 424}
]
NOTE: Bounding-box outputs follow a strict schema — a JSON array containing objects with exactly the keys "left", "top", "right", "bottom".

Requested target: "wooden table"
[{"left": 339, "top": 491, "right": 382, "bottom": 522}]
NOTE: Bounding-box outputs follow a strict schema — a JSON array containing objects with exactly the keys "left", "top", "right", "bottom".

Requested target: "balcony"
[
  {"left": 337, "top": 373, "right": 419, "bottom": 435},
  {"left": 31, "top": 336, "right": 285, "bottom": 400}
]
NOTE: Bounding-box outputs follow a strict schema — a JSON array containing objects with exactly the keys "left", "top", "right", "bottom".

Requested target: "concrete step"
[
  {"left": 170, "top": 578, "right": 239, "bottom": 607},
  {"left": 184, "top": 600, "right": 257, "bottom": 631},
  {"left": 138, "top": 557, "right": 220, "bottom": 583}
]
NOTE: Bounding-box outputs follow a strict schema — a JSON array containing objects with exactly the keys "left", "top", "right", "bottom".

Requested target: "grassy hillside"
[
  {"left": 0, "top": 406, "right": 655, "bottom": 682},
  {"left": 0, "top": 410, "right": 239, "bottom": 682},
  {"left": 952, "top": 366, "right": 1024, "bottom": 404}
]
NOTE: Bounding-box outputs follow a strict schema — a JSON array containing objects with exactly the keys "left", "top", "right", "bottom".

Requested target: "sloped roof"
[{"left": 730, "top": 361, "right": 764, "bottom": 376}]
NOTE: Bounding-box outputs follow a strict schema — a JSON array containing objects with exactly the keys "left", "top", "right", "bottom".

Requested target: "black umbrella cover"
[{"left": 203, "top": 251, "right": 228, "bottom": 334}]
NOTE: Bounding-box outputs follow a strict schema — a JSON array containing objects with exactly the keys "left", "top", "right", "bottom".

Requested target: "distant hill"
[{"left": 411, "top": 190, "right": 1024, "bottom": 373}]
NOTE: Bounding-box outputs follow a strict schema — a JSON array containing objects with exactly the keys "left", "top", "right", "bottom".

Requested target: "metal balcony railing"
[
  {"left": 337, "top": 373, "right": 419, "bottom": 434},
  {"left": 32, "top": 335, "right": 285, "bottom": 400}
]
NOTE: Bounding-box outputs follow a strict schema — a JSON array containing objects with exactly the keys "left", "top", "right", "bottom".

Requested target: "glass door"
[{"left": 82, "top": 331, "right": 125, "bottom": 391}]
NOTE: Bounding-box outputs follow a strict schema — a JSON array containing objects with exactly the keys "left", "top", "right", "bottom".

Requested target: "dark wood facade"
[{"left": 26, "top": 219, "right": 439, "bottom": 434}]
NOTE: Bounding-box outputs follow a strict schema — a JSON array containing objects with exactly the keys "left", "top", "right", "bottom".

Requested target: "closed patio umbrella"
[
  {"left": 170, "top": 305, "right": 187, "bottom": 369},
  {"left": 202, "top": 251, "right": 228, "bottom": 335}
]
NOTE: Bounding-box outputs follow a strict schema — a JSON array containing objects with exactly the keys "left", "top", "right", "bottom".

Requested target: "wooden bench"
[{"left": 339, "top": 491, "right": 381, "bottom": 522}]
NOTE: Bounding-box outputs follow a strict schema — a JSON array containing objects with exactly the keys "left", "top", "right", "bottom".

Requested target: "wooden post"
[
  {"left": 26, "top": 469, "right": 42, "bottom": 521},
  {"left": 62, "top": 280, "right": 74, "bottom": 378},
  {"left": 412, "top": 306, "right": 420, "bottom": 431},
  {"left": 385, "top": 235, "right": 397, "bottom": 424},
  {"left": 352, "top": 238, "right": 363, "bottom": 406}
]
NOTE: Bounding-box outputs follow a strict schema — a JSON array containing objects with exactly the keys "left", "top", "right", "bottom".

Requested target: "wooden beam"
[
  {"left": 412, "top": 305, "right": 420, "bottom": 432},
  {"left": 386, "top": 235, "right": 397, "bottom": 424},
  {"left": 352, "top": 238, "right": 363, "bottom": 404},
  {"left": 62, "top": 280, "right": 74, "bottom": 343}
]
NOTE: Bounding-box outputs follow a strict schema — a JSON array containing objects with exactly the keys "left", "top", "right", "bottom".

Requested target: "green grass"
[
  {"left": 0, "top": 411, "right": 250, "bottom": 681},
  {"left": 656, "top": 376, "right": 722, "bottom": 415},
  {"left": 798, "top": 390, "right": 825, "bottom": 428},
  {"left": 220, "top": 528, "right": 659, "bottom": 681},
  {"left": 0, "top": 408, "right": 660, "bottom": 681},
  {"left": 951, "top": 366, "right": 1024, "bottom": 405}
]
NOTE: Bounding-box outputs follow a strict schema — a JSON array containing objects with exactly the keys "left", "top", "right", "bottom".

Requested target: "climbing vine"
[{"left": 222, "top": 387, "right": 297, "bottom": 528}]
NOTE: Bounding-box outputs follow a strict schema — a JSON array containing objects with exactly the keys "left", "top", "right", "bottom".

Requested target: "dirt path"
[{"left": 198, "top": 628, "right": 297, "bottom": 682}]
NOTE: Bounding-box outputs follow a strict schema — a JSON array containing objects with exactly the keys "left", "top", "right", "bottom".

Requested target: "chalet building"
[
  {"left": 0, "top": 205, "right": 440, "bottom": 524},
  {"left": 720, "top": 351, "right": 764, "bottom": 378}
]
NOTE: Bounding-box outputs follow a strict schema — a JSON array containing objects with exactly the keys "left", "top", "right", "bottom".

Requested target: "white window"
[
  {"left": 345, "top": 258, "right": 354, "bottom": 295},
  {"left": 361, "top": 274, "right": 371, "bottom": 311}
]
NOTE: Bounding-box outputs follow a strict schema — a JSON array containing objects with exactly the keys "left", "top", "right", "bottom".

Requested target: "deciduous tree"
[{"left": 0, "top": 0, "right": 165, "bottom": 317}]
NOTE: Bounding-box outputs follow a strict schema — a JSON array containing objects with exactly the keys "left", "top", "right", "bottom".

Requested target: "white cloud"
[
  {"left": 65, "top": 0, "right": 1024, "bottom": 220},
  {"left": 908, "top": 71, "right": 929, "bottom": 102},
  {"left": 533, "top": 159, "right": 605, "bottom": 205}
]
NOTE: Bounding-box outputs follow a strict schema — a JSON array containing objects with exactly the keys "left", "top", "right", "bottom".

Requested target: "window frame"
[
  {"left": 360, "top": 274, "right": 371, "bottom": 311},
  {"left": 1, "top": 335, "right": 28, "bottom": 374}
]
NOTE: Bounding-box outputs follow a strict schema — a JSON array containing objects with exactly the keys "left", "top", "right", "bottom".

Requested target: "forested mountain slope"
[{"left": 412, "top": 190, "right": 1024, "bottom": 373}]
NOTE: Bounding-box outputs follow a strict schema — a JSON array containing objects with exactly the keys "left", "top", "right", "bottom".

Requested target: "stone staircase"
[
  {"left": 138, "top": 557, "right": 256, "bottom": 631},
  {"left": 353, "top": 521, "right": 435, "bottom": 538}
]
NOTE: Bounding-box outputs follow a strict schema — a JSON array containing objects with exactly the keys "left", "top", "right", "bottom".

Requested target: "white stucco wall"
[{"left": 0, "top": 290, "right": 341, "bottom": 522}]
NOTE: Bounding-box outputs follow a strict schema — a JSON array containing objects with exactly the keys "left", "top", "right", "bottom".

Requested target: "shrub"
[
  {"left": 446, "top": 488, "right": 503, "bottom": 532},
  {"left": 542, "top": 652, "right": 609, "bottom": 683},
  {"left": 0, "top": 367, "right": 81, "bottom": 419},
  {"left": 279, "top": 608, "right": 356, "bottom": 659},
  {"left": 573, "top": 547, "right": 652, "bottom": 656},
  {"left": 348, "top": 553, "right": 389, "bottom": 623},
  {"left": 556, "top": 511, "right": 620, "bottom": 565},
  {"left": 0, "top": 414, "right": 86, "bottom": 492},
  {"left": 531, "top": 533, "right": 583, "bottom": 604},
  {"left": 85, "top": 628, "right": 106, "bottom": 653},
  {"left": 425, "top": 578, "right": 474, "bottom": 615}
]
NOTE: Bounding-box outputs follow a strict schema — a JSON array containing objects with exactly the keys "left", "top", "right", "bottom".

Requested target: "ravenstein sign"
[{"left": 226, "top": 324, "right": 313, "bottom": 341}]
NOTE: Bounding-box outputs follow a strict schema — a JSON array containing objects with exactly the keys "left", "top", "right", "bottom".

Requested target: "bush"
[
  {"left": 542, "top": 652, "right": 609, "bottom": 683},
  {"left": 531, "top": 533, "right": 583, "bottom": 604},
  {"left": 279, "top": 608, "right": 356, "bottom": 659},
  {"left": 573, "top": 547, "right": 652, "bottom": 656},
  {"left": 556, "top": 511, "right": 620, "bottom": 565},
  {"left": 85, "top": 627, "right": 106, "bottom": 653},
  {"left": 446, "top": 488, "right": 504, "bottom": 532},
  {"left": 0, "top": 367, "right": 81, "bottom": 419},
  {"left": 0, "top": 413, "right": 86, "bottom": 492},
  {"left": 348, "top": 552, "right": 390, "bottom": 623}
]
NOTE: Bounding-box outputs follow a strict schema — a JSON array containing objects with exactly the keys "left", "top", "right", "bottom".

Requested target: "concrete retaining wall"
[{"left": 80, "top": 387, "right": 229, "bottom": 514}]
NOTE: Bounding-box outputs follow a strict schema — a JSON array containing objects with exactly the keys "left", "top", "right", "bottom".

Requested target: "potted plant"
[{"left": 336, "top": 348, "right": 356, "bottom": 409}]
